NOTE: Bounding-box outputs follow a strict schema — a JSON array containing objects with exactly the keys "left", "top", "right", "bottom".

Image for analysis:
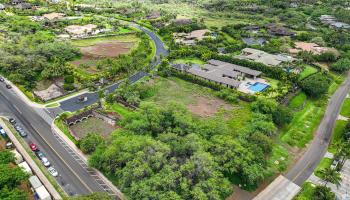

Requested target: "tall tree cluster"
[{"left": 89, "top": 98, "right": 286, "bottom": 199}]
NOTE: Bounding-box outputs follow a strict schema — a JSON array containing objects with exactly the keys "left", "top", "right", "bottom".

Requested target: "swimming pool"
[{"left": 249, "top": 82, "right": 270, "bottom": 92}]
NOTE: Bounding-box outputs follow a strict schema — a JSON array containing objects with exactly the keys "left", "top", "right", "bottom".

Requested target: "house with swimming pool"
[{"left": 171, "top": 59, "right": 270, "bottom": 94}]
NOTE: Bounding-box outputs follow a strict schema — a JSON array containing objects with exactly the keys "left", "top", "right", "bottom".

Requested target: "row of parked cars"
[
  {"left": 0, "top": 76, "right": 12, "bottom": 89},
  {"left": 8, "top": 118, "right": 58, "bottom": 177}
]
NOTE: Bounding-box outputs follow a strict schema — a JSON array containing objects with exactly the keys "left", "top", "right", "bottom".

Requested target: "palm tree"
[{"left": 319, "top": 168, "right": 341, "bottom": 187}]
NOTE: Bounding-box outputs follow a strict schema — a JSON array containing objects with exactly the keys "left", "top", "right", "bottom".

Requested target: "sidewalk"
[
  {"left": 0, "top": 118, "right": 62, "bottom": 200},
  {"left": 5, "top": 77, "right": 88, "bottom": 109},
  {"left": 51, "top": 120, "right": 124, "bottom": 199},
  {"left": 253, "top": 175, "right": 301, "bottom": 200}
]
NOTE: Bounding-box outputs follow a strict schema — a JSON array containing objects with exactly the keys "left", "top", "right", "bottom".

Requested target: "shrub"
[
  {"left": 64, "top": 75, "right": 75, "bottom": 84},
  {"left": 330, "top": 58, "right": 350, "bottom": 73},
  {"left": 63, "top": 83, "right": 75, "bottom": 91},
  {"left": 300, "top": 73, "right": 332, "bottom": 98},
  {"left": 79, "top": 133, "right": 104, "bottom": 154}
]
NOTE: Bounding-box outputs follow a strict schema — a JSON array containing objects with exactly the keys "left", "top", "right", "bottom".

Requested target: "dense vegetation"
[
  {"left": 0, "top": 150, "right": 29, "bottom": 200},
  {"left": 89, "top": 96, "right": 291, "bottom": 198}
]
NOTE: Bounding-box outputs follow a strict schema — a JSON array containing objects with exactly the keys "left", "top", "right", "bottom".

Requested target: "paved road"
[
  {"left": 57, "top": 24, "right": 168, "bottom": 112},
  {"left": 285, "top": 71, "right": 350, "bottom": 186},
  {"left": 0, "top": 23, "right": 167, "bottom": 197},
  {"left": 0, "top": 84, "right": 108, "bottom": 196}
]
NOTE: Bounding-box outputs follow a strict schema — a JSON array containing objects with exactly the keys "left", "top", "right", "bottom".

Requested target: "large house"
[
  {"left": 289, "top": 42, "right": 338, "bottom": 55},
  {"left": 172, "top": 59, "right": 262, "bottom": 89},
  {"left": 43, "top": 12, "right": 65, "bottom": 21},
  {"left": 320, "top": 15, "right": 350, "bottom": 29},
  {"left": 174, "top": 29, "right": 212, "bottom": 45},
  {"left": 266, "top": 24, "right": 296, "bottom": 37},
  {"left": 64, "top": 24, "right": 97, "bottom": 37},
  {"left": 235, "top": 48, "right": 296, "bottom": 67}
]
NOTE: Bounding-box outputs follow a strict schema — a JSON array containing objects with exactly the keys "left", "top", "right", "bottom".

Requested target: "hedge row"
[{"left": 212, "top": 54, "right": 299, "bottom": 83}]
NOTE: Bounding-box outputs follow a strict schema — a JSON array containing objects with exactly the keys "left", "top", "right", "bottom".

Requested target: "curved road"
[
  {"left": 0, "top": 23, "right": 167, "bottom": 198},
  {"left": 50, "top": 24, "right": 168, "bottom": 114},
  {"left": 285, "top": 71, "right": 350, "bottom": 185}
]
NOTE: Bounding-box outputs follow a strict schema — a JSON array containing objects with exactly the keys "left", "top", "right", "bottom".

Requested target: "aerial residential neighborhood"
[{"left": 0, "top": 0, "right": 350, "bottom": 200}]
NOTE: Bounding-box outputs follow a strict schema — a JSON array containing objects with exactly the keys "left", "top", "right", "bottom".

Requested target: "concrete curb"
[
  {"left": 0, "top": 119, "right": 62, "bottom": 200},
  {"left": 51, "top": 120, "right": 124, "bottom": 199}
]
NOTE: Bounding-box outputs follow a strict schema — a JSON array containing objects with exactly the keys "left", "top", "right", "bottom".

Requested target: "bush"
[
  {"left": 63, "top": 83, "right": 75, "bottom": 91},
  {"left": 330, "top": 58, "right": 350, "bottom": 73},
  {"left": 300, "top": 73, "right": 332, "bottom": 98},
  {"left": 64, "top": 75, "right": 75, "bottom": 84},
  {"left": 79, "top": 133, "right": 104, "bottom": 154}
]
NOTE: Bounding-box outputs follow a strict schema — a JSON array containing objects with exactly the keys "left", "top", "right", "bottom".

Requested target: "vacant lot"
[
  {"left": 71, "top": 35, "right": 139, "bottom": 69},
  {"left": 144, "top": 77, "right": 233, "bottom": 117},
  {"left": 70, "top": 117, "right": 116, "bottom": 139}
]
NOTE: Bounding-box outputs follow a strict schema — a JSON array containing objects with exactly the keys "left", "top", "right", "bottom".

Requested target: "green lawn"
[
  {"left": 143, "top": 77, "right": 252, "bottom": 132},
  {"left": 288, "top": 92, "right": 307, "bottom": 110},
  {"left": 299, "top": 65, "right": 318, "bottom": 80},
  {"left": 314, "top": 157, "right": 333, "bottom": 178},
  {"left": 71, "top": 34, "right": 139, "bottom": 47},
  {"left": 340, "top": 98, "right": 350, "bottom": 118},
  {"left": 280, "top": 97, "right": 324, "bottom": 148},
  {"left": 295, "top": 182, "right": 316, "bottom": 200},
  {"left": 109, "top": 103, "right": 133, "bottom": 119},
  {"left": 267, "top": 144, "right": 290, "bottom": 173},
  {"left": 173, "top": 58, "right": 206, "bottom": 65}
]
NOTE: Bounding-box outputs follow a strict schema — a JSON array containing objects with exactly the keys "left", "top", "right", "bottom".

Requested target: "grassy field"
[
  {"left": 71, "top": 34, "right": 139, "bottom": 47},
  {"left": 109, "top": 103, "right": 133, "bottom": 119},
  {"left": 340, "top": 98, "right": 350, "bottom": 118},
  {"left": 143, "top": 77, "right": 252, "bottom": 131},
  {"left": 295, "top": 182, "right": 316, "bottom": 200},
  {"left": 70, "top": 117, "right": 116, "bottom": 139},
  {"left": 280, "top": 93, "right": 325, "bottom": 148},
  {"left": 267, "top": 144, "right": 290, "bottom": 173},
  {"left": 299, "top": 65, "right": 318, "bottom": 80},
  {"left": 314, "top": 157, "right": 333, "bottom": 178},
  {"left": 173, "top": 58, "right": 205, "bottom": 65},
  {"left": 328, "top": 120, "right": 347, "bottom": 153}
]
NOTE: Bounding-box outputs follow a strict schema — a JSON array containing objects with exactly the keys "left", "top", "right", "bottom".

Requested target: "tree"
[
  {"left": 0, "top": 151, "right": 15, "bottom": 164},
  {"left": 0, "top": 187, "right": 27, "bottom": 200},
  {"left": 79, "top": 133, "right": 104, "bottom": 154},
  {"left": 330, "top": 58, "right": 350, "bottom": 73},
  {"left": 316, "top": 51, "right": 338, "bottom": 63},
  {"left": 301, "top": 73, "right": 332, "bottom": 98},
  {"left": 312, "top": 185, "right": 336, "bottom": 200},
  {"left": 319, "top": 168, "right": 341, "bottom": 187},
  {"left": 0, "top": 164, "right": 28, "bottom": 189}
]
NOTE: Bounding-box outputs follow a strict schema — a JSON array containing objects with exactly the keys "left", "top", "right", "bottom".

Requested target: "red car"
[{"left": 29, "top": 143, "right": 38, "bottom": 151}]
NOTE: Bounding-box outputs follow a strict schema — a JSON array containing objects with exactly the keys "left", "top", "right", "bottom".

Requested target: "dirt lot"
[
  {"left": 145, "top": 77, "right": 233, "bottom": 117},
  {"left": 69, "top": 117, "right": 116, "bottom": 139},
  {"left": 71, "top": 35, "right": 137, "bottom": 68},
  {"left": 187, "top": 96, "right": 232, "bottom": 117}
]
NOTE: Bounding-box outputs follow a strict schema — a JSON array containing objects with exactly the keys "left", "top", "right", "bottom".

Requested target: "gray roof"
[
  {"left": 207, "top": 59, "right": 262, "bottom": 76},
  {"left": 242, "top": 37, "right": 266, "bottom": 46}
]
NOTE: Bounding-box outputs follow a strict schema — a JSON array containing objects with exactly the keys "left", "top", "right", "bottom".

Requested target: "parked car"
[
  {"left": 0, "top": 77, "right": 4, "bottom": 82},
  {"left": 0, "top": 128, "right": 6, "bottom": 136},
  {"left": 5, "top": 84, "right": 12, "bottom": 89},
  {"left": 6, "top": 142, "right": 13, "bottom": 149},
  {"left": 35, "top": 151, "right": 45, "bottom": 159},
  {"left": 17, "top": 128, "right": 27, "bottom": 137},
  {"left": 41, "top": 157, "right": 50, "bottom": 167},
  {"left": 9, "top": 118, "right": 16, "bottom": 125},
  {"left": 48, "top": 167, "right": 58, "bottom": 177},
  {"left": 29, "top": 143, "right": 38, "bottom": 151}
]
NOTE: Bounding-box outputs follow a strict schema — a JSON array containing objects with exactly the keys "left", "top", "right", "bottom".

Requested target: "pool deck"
[{"left": 238, "top": 78, "right": 270, "bottom": 94}]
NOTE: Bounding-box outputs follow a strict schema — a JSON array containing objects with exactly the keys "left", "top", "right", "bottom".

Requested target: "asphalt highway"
[
  {"left": 285, "top": 72, "right": 350, "bottom": 186},
  {"left": 0, "top": 83, "right": 107, "bottom": 195}
]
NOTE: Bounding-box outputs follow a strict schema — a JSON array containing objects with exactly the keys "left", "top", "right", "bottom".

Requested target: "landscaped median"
[{"left": 0, "top": 118, "right": 63, "bottom": 199}]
